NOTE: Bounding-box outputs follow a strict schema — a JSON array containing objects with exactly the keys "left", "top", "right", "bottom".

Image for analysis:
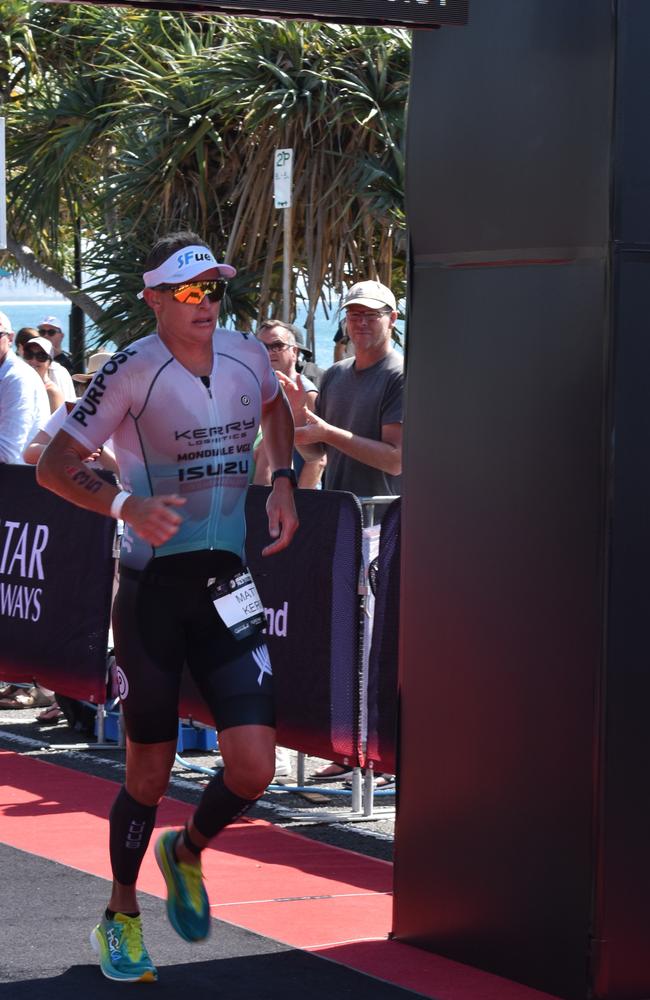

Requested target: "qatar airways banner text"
[{"left": 0, "top": 465, "right": 115, "bottom": 702}]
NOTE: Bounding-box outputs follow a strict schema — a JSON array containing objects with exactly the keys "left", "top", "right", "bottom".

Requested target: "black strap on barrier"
[
  {"left": 0, "top": 465, "right": 115, "bottom": 703},
  {"left": 179, "top": 486, "right": 364, "bottom": 766},
  {"left": 248, "top": 486, "right": 363, "bottom": 764},
  {"left": 366, "top": 496, "right": 401, "bottom": 774}
]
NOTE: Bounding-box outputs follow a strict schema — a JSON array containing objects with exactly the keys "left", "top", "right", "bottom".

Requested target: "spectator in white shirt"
[
  {"left": 23, "top": 350, "right": 118, "bottom": 476},
  {"left": 15, "top": 326, "right": 76, "bottom": 402},
  {"left": 22, "top": 336, "right": 65, "bottom": 414}
]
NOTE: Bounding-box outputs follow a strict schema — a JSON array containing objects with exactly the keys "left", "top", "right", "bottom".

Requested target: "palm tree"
[{"left": 2, "top": 6, "right": 410, "bottom": 349}]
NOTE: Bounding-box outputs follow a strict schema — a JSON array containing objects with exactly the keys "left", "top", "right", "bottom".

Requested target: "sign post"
[
  {"left": 0, "top": 118, "right": 6, "bottom": 250},
  {"left": 274, "top": 148, "right": 293, "bottom": 322}
]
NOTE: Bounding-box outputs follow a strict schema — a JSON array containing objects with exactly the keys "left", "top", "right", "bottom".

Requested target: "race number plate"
[{"left": 209, "top": 569, "right": 266, "bottom": 640}]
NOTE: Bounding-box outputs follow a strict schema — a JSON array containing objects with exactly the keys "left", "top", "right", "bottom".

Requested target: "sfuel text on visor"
[{"left": 137, "top": 245, "right": 237, "bottom": 299}]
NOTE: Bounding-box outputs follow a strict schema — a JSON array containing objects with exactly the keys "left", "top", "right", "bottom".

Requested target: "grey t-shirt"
[{"left": 317, "top": 350, "right": 404, "bottom": 497}]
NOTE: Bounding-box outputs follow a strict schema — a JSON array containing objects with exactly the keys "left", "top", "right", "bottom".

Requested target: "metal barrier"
[{"left": 1, "top": 471, "right": 399, "bottom": 820}]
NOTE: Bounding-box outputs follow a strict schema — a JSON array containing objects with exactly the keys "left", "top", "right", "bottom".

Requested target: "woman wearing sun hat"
[
  {"left": 23, "top": 351, "right": 118, "bottom": 473},
  {"left": 22, "top": 335, "right": 65, "bottom": 414}
]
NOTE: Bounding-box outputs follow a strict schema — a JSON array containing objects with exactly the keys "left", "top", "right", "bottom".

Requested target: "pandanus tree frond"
[{"left": 1, "top": 5, "right": 410, "bottom": 349}]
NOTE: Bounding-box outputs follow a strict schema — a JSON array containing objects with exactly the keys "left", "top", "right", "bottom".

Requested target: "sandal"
[
  {"left": 310, "top": 763, "right": 355, "bottom": 782},
  {"left": 37, "top": 704, "right": 64, "bottom": 722},
  {"left": 343, "top": 772, "right": 396, "bottom": 788},
  {"left": 28, "top": 686, "right": 56, "bottom": 708},
  {"left": 5, "top": 686, "right": 55, "bottom": 710},
  {"left": 0, "top": 696, "right": 25, "bottom": 709},
  {"left": 0, "top": 692, "right": 49, "bottom": 709},
  {"left": 0, "top": 688, "right": 35, "bottom": 708}
]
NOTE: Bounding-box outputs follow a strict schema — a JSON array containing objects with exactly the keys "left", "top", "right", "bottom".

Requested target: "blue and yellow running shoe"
[
  {"left": 90, "top": 913, "right": 157, "bottom": 982},
  {"left": 154, "top": 829, "right": 211, "bottom": 942}
]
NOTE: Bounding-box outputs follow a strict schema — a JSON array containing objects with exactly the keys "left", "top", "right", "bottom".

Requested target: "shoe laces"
[
  {"left": 178, "top": 860, "right": 205, "bottom": 911},
  {"left": 117, "top": 914, "right": 145, "bottom": 961}
]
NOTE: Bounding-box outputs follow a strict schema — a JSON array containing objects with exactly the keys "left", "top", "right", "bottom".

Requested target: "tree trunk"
[{"left": 5, "top": 236, "right": 106, "bottom": 324}]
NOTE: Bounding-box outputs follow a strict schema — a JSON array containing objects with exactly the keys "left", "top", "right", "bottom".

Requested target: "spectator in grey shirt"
[
  {"left": 291, "top": 280, "right": 404, "bottom": 784},
  {"left": 293, "top": 280, "right": 404, "bottom": 500}
]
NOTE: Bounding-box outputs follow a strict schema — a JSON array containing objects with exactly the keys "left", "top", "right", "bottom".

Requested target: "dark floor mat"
[{"left": 0, "top": 843, "right": 426, "bottom": 999}]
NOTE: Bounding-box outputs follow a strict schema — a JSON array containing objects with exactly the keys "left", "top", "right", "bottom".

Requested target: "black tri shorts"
[{"left": 111, "top": 551, "right": 275, "bottom": 744}]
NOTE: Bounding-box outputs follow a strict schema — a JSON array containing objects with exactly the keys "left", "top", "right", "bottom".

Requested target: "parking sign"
[{"left": 274, "top": 148, "right": 293, "bottom": 209}]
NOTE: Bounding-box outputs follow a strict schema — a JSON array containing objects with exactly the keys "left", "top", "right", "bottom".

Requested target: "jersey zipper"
[{"left": 203, "top": 362, "right": 222, "bottom": 549}]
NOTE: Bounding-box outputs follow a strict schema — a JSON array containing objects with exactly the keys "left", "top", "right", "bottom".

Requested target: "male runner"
[{"left": 38, "top": 231, "right": 298, "bottom": 983}]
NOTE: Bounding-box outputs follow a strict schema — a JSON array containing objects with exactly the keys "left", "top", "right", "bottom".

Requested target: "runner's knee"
[
  {"left": 224, "top": 754, "right": 275, "bottom": 799},
  {"left": 125, "top": 742, "right": 176, "bottom": 804},
  {"left": 126, "top": 770, "right": 170, "bottom": 805}
]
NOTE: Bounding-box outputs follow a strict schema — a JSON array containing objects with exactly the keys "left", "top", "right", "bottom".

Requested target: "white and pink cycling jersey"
[{"left": 63, "top": 329, "right": 278, "bottom": 570}]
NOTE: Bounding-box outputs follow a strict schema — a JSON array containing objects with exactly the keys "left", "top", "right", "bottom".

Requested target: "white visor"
[{"left": 137, "top": 245, "right": 237, "bottom": 299}]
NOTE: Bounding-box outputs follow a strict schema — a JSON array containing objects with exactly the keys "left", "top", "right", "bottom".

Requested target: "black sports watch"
[{"left": 271, "top": 467, "right": 297, "bottom": 488}]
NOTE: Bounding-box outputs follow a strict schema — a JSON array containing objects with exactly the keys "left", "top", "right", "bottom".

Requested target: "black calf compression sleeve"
[
  {"left": 109, "top": 786, "right": 157, "bottom": 885},
  {"left": 192, "top": 769, "right": 255, "bottom": 842}
]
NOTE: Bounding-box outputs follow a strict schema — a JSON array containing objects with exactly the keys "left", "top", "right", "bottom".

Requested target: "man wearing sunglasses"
[
  {"left": 38, "top": 231, "right": 298, "bottom": 983},
  {"left": 37, "top": 315, "right": 75, "bottom": 374},
  {"left": 254, "top": 319, "right": 325, "bottom": 489},
  {"left": 16, "top": 327, "right": 76, "bottom": 402}
]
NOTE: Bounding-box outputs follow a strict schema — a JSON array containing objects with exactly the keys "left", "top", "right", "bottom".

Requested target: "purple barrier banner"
[
  {"left": 366, "top": 497, "right": 400, "bottom": 774},
  {"left": 180, "top": 486, "right": 364, "bottom": 765},
  {"left": 0, "top": 464, "right": 114, "bottom": 703}
]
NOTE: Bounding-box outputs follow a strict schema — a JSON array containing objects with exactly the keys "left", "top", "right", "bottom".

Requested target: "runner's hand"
[
  {"left": 263, "top": 480, "right": 299, "bottom": 556},
  {"left": 122, "top": 494, "right": 186, "bottom": 546}
]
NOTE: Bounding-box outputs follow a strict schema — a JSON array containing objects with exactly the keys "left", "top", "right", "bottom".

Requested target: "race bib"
[{"left": 209, "top": 568, "right": 266, "bottom": 640}]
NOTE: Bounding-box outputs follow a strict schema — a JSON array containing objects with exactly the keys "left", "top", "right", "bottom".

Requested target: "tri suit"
[{"left": 63, "top": 329, "right": 280, "bottom": 743}]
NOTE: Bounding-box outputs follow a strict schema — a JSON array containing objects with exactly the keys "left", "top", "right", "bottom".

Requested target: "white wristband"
[{"left": 110, "top": 490, "right": 131, "bottom": 520}]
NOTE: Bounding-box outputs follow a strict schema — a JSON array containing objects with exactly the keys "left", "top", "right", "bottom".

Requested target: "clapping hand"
[
  {"left": 294, "top": 407, "right": 328, "bottom": 445},
  {"left": 275, "top": 371, "right": 310, "bottom": 424}
]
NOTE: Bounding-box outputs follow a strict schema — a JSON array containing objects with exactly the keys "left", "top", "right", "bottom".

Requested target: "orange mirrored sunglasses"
[{"left": 156, "top": 279, "right": 227, "bottom": 304}]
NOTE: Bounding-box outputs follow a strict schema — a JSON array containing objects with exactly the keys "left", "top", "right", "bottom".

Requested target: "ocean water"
[
  {"left": 0, "top": 300, "right": 74, "bottom": 351},
  {"left": 0, "top": 297, "right": 403, "bottom": 368}
]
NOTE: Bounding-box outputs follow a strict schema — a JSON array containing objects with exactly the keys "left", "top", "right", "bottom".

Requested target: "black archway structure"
[
  {"left": 52, "top": 2, "right": 650, "bottom": 998},
  {"left": 68, "top": 1, "right": 468, "bottom": 28},
  {"left": 398, "top": 4, "right": 650, "bottom": 1000}
]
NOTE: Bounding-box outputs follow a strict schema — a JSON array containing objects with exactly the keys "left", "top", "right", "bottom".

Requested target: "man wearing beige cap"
[
  {"left": 294, "top": 279, "right": 404, "bottom": 501},
  {"left": 292, "top": 279, "right": 404, "bottom": 783}
]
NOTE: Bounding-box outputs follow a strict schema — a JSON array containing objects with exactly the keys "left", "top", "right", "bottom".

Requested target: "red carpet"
[{"left": 0, "top": 750, "right": 560, "bottom": 1000}]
